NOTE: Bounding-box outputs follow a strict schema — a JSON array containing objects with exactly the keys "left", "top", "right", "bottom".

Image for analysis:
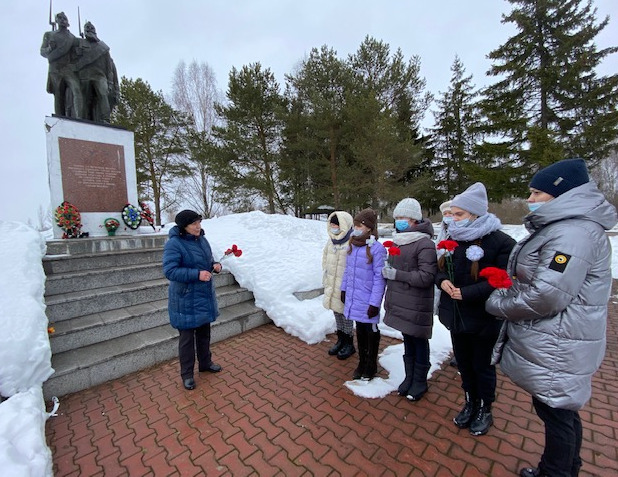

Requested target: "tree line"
[{"left": 111, "top": 0, "right": 618, "bottom": 224}]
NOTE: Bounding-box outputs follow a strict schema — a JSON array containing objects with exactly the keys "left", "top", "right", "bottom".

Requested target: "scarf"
[
  {"left": 448, "top": 213, "right": 502, "bottom": 242},
  {"left": 393, "top": 231, "right": 430, "bottom": 246},
  {"left": 331, "top": 228, "right": 352, "bottom": 245},
  {"left": 350, "top": 231, "right": 372, "bottom": 248}
]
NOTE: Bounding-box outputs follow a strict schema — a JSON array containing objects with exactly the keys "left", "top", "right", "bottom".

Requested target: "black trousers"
[
  {"left": 403, "top": 334, "right": 430, "bottom": 367},
  {"left": 178, "top": 323, "right": 212, "bottom": 379},
  {"left": 451, "top": 331, "right": 497, "bottom": 402},
  {"left": 533, "top": 397, "right": 583, "bottom": 477}
]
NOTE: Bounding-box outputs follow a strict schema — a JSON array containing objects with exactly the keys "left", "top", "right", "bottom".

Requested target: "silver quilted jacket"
[{"left": 486, "top": 181, "right": 617, "bottom": 410}]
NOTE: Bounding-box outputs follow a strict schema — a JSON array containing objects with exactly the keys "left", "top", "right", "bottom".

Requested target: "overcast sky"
[{"left": 2, "top": 0, "right": 617, "bottom": 223}]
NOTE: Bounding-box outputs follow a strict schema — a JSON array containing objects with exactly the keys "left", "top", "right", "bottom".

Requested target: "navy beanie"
[{"left": 529, "top": 158, "right": 589, "bottom": 197}]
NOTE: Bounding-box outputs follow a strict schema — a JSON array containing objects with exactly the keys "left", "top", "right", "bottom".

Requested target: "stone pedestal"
[{"left": 45, "top": 116, "right": 140, "bottom": 238}]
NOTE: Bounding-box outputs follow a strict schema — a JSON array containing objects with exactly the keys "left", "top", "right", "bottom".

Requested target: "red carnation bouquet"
[
  {"left": 382, "top": 240, "right": 401, "bottom": 266},
  {"left": 218, "top": 244, "right": 243, "bottom": 262},
  {"left": 479, "top": 267, "right": 513, "bottom": 290},
  {"left": 437, "top": 239, "right": 458, "bottom": 254}
]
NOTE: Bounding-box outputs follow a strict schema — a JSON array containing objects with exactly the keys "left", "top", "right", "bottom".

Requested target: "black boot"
[
  {"left": 362, "top": 329, "right": 381, "bottom": 380},
  {"left": 328, "top": 330, "right": 344, "bottom": 356},
  {"left": 469, "top": 399, "right": 493, "bottom": 436},
  {"left": 519, "top": 468, "right": 547, "bottom": 477},
  {"left": 398, "top": 356, "right": 415, "bottom": 396},
  {"left": 453, "top": 392, "right": 479, "bottom": 429},
  {"left": 353, "top": 325, "right": 368, "bottom": 379},
  {"left": 337, "top": 333, "right": 356, "bottom": 360},
  {"left": 407, "top": 362, "right": 430, "bottom": 401}
]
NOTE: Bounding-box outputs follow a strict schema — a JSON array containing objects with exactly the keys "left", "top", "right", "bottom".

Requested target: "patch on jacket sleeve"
[{"left": 549, "top": 252, "right": 571, "bottom": 273}]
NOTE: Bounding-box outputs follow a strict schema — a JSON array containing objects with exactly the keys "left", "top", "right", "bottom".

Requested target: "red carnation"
[
  {"left": 479, "top": 267, "right": 513, "bottom": 289},
  {"left": 383, "top": 240, "right": 394, "bottom": 248},
  {"left": 437, "top": 240, "right": 458, "bottom": 252}
]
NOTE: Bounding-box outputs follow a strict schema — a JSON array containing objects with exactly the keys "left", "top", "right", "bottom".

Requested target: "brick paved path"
[{"left": 45, "top": 285, "right": 618, "bottom": 476}]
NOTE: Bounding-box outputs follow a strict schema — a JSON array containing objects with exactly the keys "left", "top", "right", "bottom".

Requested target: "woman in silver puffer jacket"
[{"left": 486, "top": 158, "right": 618, "bottom": 477}]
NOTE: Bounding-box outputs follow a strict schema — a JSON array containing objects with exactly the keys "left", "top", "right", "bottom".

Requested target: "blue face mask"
[
  {"left": 443, "top": 216, "right": 454, "bottom": 225},
  {"left": 453, "top": 218, "right": 470, "bottom": 228},
  {"left": 527, "top": 202, "right": 545, "bottom": 213},
  {"left": 330, "top": 227, "right": 340, "bottom": 235},
  {"left": 395, "top": 219, "right": 410, "bottom": 232},
  {"left": 351, "top": 229, "right": 364, "bottom": 237}
]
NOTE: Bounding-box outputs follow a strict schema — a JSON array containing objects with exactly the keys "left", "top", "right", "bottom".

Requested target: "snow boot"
[
  {"left": 337, "top": 333, "right": 356, "bottom": 360},
  {"left": 469, "top": 399, "right": 493, "bottom": 436},
  {"left": 406, "top": 362, "right": 430, "bottom": 402},
  {"left": 453, "top": 392, "right": 479, "bottom": 429},
  {"left": 398, "top": 356, "right": 415, "bottom": 396},
  {"left": 328, "top": 330, "right": 344, "bottom": 356}
]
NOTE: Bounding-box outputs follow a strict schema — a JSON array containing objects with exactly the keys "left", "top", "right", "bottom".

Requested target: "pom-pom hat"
[
  {"left": 393, "top": 198, "right": 422, "bottom": 221},
  {"left": 529, "top": 158, "right": 589, "bottom": 198}
]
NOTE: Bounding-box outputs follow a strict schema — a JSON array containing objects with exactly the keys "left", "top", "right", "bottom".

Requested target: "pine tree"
[
  {"left": 284, "top": 45, "right": 352, "bottom": 212},
  {"left": 428, "top": 56, "right": 482, "bottom": 203},
  {"left": 480, "top": 0, "right": 618, "bottom": 197},
  {"left": 213, "top": 63, "right": 287, "bottom": 214},
  {"left": 112, "top": 77, "right": 191, "bottom": 225}
]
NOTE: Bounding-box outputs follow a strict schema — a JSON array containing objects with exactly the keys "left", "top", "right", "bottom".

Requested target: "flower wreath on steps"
[{"left": 121, "top": 203, "right": 142, "bottom": 229}]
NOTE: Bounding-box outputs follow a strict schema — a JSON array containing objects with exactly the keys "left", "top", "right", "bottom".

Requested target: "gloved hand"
[
  {"left": 341, "top": 291, "right": 346, "bottom": 303},
  {"left": 382, "top": 266, "right": 397, "bottom": 280},
  {"left": 367, "top": 305, "right": 380, "bottom": 318}
]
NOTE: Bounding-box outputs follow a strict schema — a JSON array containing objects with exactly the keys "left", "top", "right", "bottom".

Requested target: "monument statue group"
[{"left": 40, "top": 11, "right": 119, "bottom": 124}]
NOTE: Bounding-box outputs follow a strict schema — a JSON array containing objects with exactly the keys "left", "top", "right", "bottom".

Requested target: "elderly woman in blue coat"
[
  {"left": 340, "top": 208, "right": 387, "bottom": 381},
  {"left": 163, "top": 210, "right": 222, "bottom": 390},
  {"left": 486, "top": 159, "right": 618, "bottom": 477}
]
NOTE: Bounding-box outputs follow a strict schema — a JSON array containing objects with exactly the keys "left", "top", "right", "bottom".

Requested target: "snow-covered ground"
[{"left": 0, "top": 212, "right": 615, "bottom": 476}]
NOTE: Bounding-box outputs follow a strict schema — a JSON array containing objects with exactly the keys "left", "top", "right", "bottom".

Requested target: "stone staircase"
[{"left": 42, "top": 235, "right": 270, "bottom": 400}]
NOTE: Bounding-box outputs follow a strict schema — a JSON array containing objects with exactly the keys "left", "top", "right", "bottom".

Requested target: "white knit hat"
[
  {"left": 439, "top": 200, "right": 452, "bottom": 214},
  {"left": 393, "top": 198, "right": 422, "bottom": 221},
  {"left": 451, "top": 182, "right": 488, "bottom": 216}
]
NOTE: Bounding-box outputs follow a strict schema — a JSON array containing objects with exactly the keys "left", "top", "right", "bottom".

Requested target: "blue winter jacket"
[
  {"left": 163, "top": 226, "right": 219, "bottom": 330},
  {"left": 341, "top": 240, "right": 387, "bottom": 324}
]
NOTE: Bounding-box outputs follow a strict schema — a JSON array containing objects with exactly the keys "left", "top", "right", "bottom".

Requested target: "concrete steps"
[{"left": 43, "top": 236, "right": 270, "bottom": 399}]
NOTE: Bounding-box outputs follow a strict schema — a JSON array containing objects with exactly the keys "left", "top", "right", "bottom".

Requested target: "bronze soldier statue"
[
  {"left": 40, "top": 12, "right": 84, "bottom": 119},
  {"left": 74, "top": 21, "right": 119, "bottom": 123}
]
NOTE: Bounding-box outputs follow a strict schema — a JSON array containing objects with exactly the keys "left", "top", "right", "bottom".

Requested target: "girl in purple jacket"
[{"left": 340, "top": 208, "right": 387, "bottom": 380}]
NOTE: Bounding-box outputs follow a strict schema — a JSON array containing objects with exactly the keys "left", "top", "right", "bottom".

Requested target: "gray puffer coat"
[
  {"left": 486, "top": 181, "right": 618, "bottom": 410},
  {"left": 383, "top": 219, "right": 437, "bottom": 339}
]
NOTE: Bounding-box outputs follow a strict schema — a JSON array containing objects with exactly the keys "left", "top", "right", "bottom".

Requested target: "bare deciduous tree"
[{"left": 171, "top": 60, "right": 224, "bottom": 217}]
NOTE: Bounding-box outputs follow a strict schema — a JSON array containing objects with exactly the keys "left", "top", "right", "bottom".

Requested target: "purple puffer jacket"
[{"left": 341, "top": 241, "right": 387, "bottom": 324}]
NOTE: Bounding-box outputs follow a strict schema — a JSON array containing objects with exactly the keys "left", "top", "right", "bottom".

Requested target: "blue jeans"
[{"left": 533, "top": 397, "right": 582, "bottom": 477}]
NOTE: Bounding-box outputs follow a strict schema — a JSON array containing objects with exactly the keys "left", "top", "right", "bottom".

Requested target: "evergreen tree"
[
  {"left": 480, "top": 0, "right": 618, "bottom": 198},
  {"left": 284, "top": 45, "right": 352, "bottom": 211},
  {"left": 428, "top": 56, "right": 482, "bottom": 203},
  {"left": 213, "top": 63, "right": 288, "bottom": 214},
  {"left": 112, "top": 77, "right": 191, "bottom": 225}
]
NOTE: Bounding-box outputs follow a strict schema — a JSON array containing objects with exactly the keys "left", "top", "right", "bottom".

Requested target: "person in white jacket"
[
  {"left": 322, "top": 211, "right": 355, "bottom": 359},
  {"left": 486, "top": 158, "right": 618, "bottom": 477}
]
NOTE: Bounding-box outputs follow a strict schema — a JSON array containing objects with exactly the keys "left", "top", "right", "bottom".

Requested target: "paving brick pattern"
[{"left": 46, "top": 284, "right": 618, "bottom": 476}]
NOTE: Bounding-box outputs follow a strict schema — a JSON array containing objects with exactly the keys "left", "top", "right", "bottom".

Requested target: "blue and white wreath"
[{"left": 121, "top": 203, "right": 143, "bottom": 230}]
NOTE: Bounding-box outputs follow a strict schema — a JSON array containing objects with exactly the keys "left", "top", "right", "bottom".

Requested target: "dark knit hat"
[
  {"left": 174, "top": 209, "right": 202, "bottom": 229},
  {"left": 354, "top": 208, "right": 378, "bottom": 233},
  {"left": 330, "top": 214, "right": 339, "bottom": 225},
  {"left": 529, "top": 158, "right": 589, "bottom": 197}
]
